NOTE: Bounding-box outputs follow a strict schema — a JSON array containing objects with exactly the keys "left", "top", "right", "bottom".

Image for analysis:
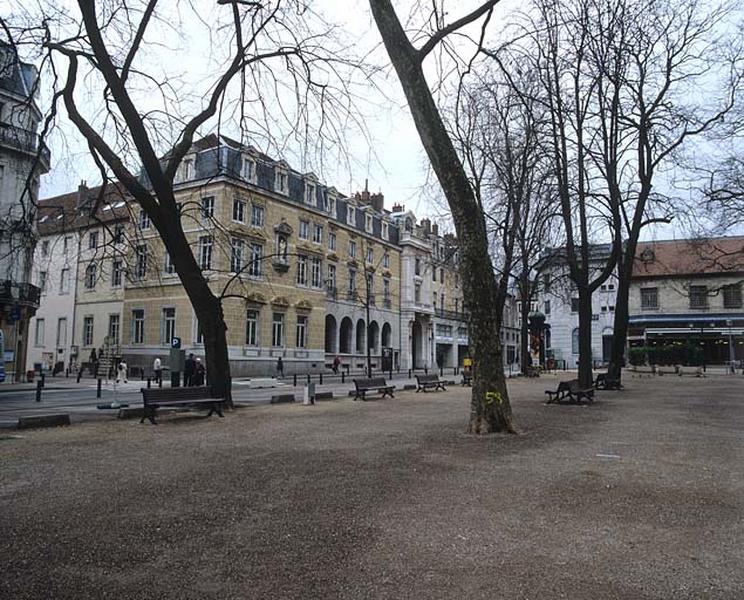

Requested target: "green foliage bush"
[{"left": 631, "top": 342, "right": 704, "bottom": 366}]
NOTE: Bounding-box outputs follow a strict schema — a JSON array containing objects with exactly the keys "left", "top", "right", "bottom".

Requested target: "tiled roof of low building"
[{"left": 633, "top": 237, "right": 744, "bottom": 278}]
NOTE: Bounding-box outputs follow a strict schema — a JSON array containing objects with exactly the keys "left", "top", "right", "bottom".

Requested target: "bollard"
[
  {"left": 424, "top": 366, "right": 428, "bottom": 375},
  {"left": 293, "top": 373, "right": 297, "bottom": 386},
  {"left": 159, "top": 376, "right": 163, "bottom": 388},
  {"left": 341, "top": 371, "right": 345, "bottom": 384},
  {"left": 96, "top": 378, "right": 102, "bottom": 399},
  {"left": 35, "top": 379, "right": 42, "bottom": 402},
  {"left": 307, "top": 373, "right": 311, "bottom": 384},
  {"left": 319, "top": 372, "right": 323, "bottom": 385},
  {"left": 40, "top": 373, "right": 46, "bottom": 388},
  {"left": 408, "top": 369, "right": 412, "bottom": 379},
  {"left": 147, "top": 377, "right": 151, "bottom": 389},
  {"left": 389, "top": 368, "right": 393, "bottom": 380},
  {"left": 440, "top": 366, "right": 443, "bottom": 377},
  {"left": 77, "top": 369, "right": 82, "bottom": 383}
]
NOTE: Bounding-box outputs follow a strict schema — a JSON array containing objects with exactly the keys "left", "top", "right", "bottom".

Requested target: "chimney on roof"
[
  {"left": 421, "top": 218, "right": 431, "bottom": 235},
  {"left": 432, "top": 223, "right": 439, "bottom": 236},
  {"left": 370, "top": 192, "right": 384, "bottom": 212},
  {"left": 392, "top": 203, "right": 404, "bottom": 213},
  {"left": 77, "top": 180, "right": 89, "bottom": 209}
]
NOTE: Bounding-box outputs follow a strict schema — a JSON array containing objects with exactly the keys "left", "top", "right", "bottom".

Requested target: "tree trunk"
[
  {"left": 369, "top": 0, "right": 515, "bottom": 434},
  {"left": 162, "top": 220, "right": 233, "bottom": 407},
  {"left": 577, "top": 286, "right": 594, "bottom": 388},
  {"left": 519, "top": 279, "right": 531, "bottom": 375},
  {"left": 607, "top": 265, "right": 632, "bottom": 380},
  {"left": 466, "top": 259, "right": 514, "bottom": 434}
]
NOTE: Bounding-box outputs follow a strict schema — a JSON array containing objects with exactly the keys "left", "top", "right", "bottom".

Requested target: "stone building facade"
[
  {"left": 31, "top": 135, "right": 523, "bottom": 378},
  {"left": 27, "top": 183, "right": 129, "bottom": 374},
  {"left": 628, "top": 238, "right": 744, "bottom": 364},
  {"left": 0, "top": 44, "right": 49, "bottom": 382}
]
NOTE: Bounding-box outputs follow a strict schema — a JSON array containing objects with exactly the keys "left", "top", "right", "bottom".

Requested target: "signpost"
[{"left": 170, "top": 337, "right": 184, "bottom": 387}]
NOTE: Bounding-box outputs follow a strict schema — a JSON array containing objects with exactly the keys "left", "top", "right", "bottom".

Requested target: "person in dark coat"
[
  {"left": 277, "top": 356, "right": 284, "bottom": 377},
  {"left": 193, "top": 358, "right": 205, "bottom": 386},
  {"left": 184, "top": 353, "right": 195, "bottom": 387}
]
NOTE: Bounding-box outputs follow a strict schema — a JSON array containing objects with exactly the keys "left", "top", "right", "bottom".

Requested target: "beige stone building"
[
  {"left": 629, "top": 237, "right": 744, "bottom": 364},
  {"left": 118, "top": 136, "right": 402, "bottom": 376}
]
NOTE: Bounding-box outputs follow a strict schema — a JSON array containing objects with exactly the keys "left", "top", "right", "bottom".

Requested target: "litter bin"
[{"left": 303, "top": 382, "right": 316, "bottom": 405}]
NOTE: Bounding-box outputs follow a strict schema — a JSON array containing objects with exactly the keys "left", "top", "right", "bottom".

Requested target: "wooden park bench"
[
  {"left": 594, "top": 372, "right": 623, "bottom": 390},
  {"left": 415, "top": 373, "right": 447, "bottom": 392},
  {"left": 545, "top": 379, "right": 594, "bottom": 404},
  {"left": 677, "top": 365, "right": 704, "bottom": 377},
  {"left": 352, "top": 377, "right": 395, "bottom": 401},
  {"left": 140, "top": 386, "right": 225, "bottom": 425}
]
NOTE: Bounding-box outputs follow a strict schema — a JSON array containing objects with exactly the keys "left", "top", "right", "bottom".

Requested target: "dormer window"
[
  {"left": 275, "top": 166, "right": 289, "bottom": 195},
  {"left": 326, "top": 189, "right": 337, "bottom": 217},
  {"left": 242, "top": 155, "right": 256, "bottom": 183},
  {"left": 347, "top": 205, "right": 356, "bottom": 226},
  {"left": 382, "top": 221, "right": 389, "bottom": 240},
  {"left": 365, "top": 213, "right": 373, "bottom": 233},
  {"left": 304, "top": 178, "right": 317, "bottom": 205},
  {"left": 139, "top": 209, "right": 150, "bottom": 230},
  {"left": 176, "top": 156, "right": 194, "bottom": 183}
]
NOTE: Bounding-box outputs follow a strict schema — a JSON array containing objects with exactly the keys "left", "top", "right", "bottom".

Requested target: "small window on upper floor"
[
  {"left": 347, "top": 205, "right": 356, "bottom": 227},
  {"left": 275, "top": 167, "right": 289, "bottom": 195},
  {"left": 139, "top": 209, "right": 150, "bottom": 230},
  {"left": 325, "top": 189, "right": 337, "bottom": 217},
  {"left": 242, "top": 155, "right": 256, "bottom": 183},
  {"left": 365, "top": 213, "right": 373, "bottom": 233},
  {"left": 176, "top": 157, "right": 194, "bottom": 183},
  {"left": 305, "top": 180, "right": 316, "bottom": 205},
  {"left": 382, "top": 221, "right": 389, "bottom": 240}
]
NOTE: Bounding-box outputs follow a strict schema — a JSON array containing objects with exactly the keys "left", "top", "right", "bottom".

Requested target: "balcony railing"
[
  {"left": 435, "top": 308, "right": 469, "bottom": 321},
  {"left": 0, "top": 280, "right": 41, "bottom": 309},
  {"left": 0, "top": 124, "right": 50, "bottom": 170}
]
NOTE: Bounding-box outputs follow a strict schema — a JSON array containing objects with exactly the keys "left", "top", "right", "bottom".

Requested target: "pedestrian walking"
[
  {"left": 116, "top": 359, "right": 128, "bottom": 384},
  {"left": 153, "top": 356, "right": 162, "bottom": 384},
  {"left": 184, "top": 353, "right": 195, "bottom": 387},
  {"left": 277, "top": 356, "right": 284, "bottom": 378},
  {"left": 332, "top": 355, "right": 341, "bottom": 374}
]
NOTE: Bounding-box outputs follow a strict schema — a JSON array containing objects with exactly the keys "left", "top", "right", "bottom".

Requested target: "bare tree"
[
  {"left": 7, "top": 1, "right": 366, "bottom": 402},
  {"left": 454, "top": 67, "right": 561, "bottom": 375},
  {"left": 369, "top": 0, "right": 516, "bottom": 434}
]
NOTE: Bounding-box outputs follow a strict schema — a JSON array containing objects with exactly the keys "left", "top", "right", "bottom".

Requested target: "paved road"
[{"left": 0, "top": 372, "right": 431, "bottom": 427}]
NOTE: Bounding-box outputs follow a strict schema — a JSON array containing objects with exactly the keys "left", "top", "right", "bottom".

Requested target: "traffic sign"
[{"left": 171, "top": 337, "right": 181, "bottom": 349}]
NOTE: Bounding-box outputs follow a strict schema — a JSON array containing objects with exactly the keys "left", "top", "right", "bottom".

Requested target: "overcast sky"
[{"left": 37, "top": 0, "right": 497, "bottom": 223}]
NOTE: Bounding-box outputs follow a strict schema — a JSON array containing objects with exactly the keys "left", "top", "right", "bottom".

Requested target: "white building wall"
[{"left": 26, "top": 231, "right": 79, "bottom": 372}]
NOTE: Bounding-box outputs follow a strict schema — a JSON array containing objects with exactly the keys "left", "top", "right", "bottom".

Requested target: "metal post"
[
  {"left": 342, "top": 371, "right": 345, "bottom": 384},
  {"left": 159, "top": 376, "right": 163, "bottom": 388},
  {"left": 147, "top": 377, "right": 151, "bottom": 389},
  {"left": 293, "top": 373, "right": 297, "bottom": 386},
  {"left": 408, "top": 368, "right": 412, "bottom": 379},
  {"left": 424, "top": 365, "right": 428, "bottom": 375},
  {"left": 307, "top": 373, "right": 311, "bottom": 384},
  {"left": 35, "top": 380, "right": 42, "bottom": 402},
  {"left": 77, "top": 368, "right": 82, "bottom": 383},
  {"left": 40, "top": 373, "right": 45, "bottom": 388},
  {"left": 319, "top": 373, "right": 323, "bottom": 385},
  {"left": 96, "top": 378, "right": 102, "bottom": 399}
]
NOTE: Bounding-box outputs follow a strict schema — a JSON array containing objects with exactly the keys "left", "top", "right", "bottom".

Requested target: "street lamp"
[{"left": 726, "top": 319, "right": 735, "bottom": 373}]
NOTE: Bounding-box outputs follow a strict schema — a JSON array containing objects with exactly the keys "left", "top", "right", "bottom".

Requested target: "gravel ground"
[{"left": 1, "top": 374, "right": 743, "bottom": 599}]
